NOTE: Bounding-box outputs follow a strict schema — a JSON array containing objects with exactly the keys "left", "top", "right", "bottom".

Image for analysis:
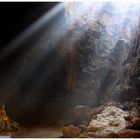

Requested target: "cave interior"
[{"left": 0, "top": 2, "right": 140, "bottom": 138}]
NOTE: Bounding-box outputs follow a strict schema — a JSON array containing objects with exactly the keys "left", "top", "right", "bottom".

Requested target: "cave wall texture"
[
  {"left": 64, "top": 2, "right": 140, "bottom": 106},
  {"left": 122, "top": 20, "right": 140, "bottom": 100}
]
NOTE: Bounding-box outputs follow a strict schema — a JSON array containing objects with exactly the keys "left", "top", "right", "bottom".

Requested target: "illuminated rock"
[
  {"left": 88, "top": 106, "right": 129, "bottom": 133},
  {"left": 80, "top": 129, "right": 140, "bottom": 138},
  {"left": 79, "top": 103, "right": 140, "bottom": 138}
]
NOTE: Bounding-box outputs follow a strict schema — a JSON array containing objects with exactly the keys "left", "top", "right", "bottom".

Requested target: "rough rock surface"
[
  {"left": 61, "top": 101, "right": 140, "bottom": 138},
  {"left": 80, "top": 103, "right": 140, "bottom": 138},
  {"left": 88, "top": 106, "right": 129, "bottom": 133},
  {"left": 73, "top": 101, "right": 124, "bottom": 125},
  {"left": 79, "top": 129, "right": 140, "bottom": 138},
  {"left": 116, "top": 129, "right": 140, "bottom": 138},
  {"left": 65, "top": 2, "right": 139, "bottom": 106},
  {"left": 61, "top": 125, "right": 81, "bottom": 138}
]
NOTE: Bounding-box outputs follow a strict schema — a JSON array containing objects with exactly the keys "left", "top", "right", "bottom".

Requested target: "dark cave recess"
[{"left": 0, "top": 2, "right": 58, "bottom": 48}]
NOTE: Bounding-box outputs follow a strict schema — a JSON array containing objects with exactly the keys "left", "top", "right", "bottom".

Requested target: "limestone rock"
[
  {"left": 126, "top": 113, "right": 140, "bottom": 129},
  {"left": 104, "top": 101, "right": 124, "bottom": 109},
  {"left": 79, "top": 131, "right": 118, "bottom": 138},
  {"left": 80, "top": 104, "right": 140, "bottom": 138},
  {"left": 85, "top": 126, "right": 102, "bottom": 132},
  {"left": 88, "top": 106, "right": 129, "bottom": 133},
  {"left": 81, "top": 129, "right": 140, "bottom": 138},
  {"left": 116, "top": 129, "right": 140, "bottom": 138},
  {"left": 61, "top": 125, "right": 81, "bottom": 137},
  {"left": 65, "top": 102, "right": 140, "bottom": 138},
  {"left": 80, "top": 129, "right": 140, "bottom": 138}
]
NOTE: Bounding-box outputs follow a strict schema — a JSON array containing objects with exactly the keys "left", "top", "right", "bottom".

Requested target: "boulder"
[
  {"left": 126, "top": 113, "right": 140, "bottom": 130},
  {"left": 62, "top": 101, "right": 140, "bottom": 138},
  {"left": 104, "top": 101, "right": 124, "bottom": 109},
  {"left": 85, "top": 126, "right": 102, "bottom": 132},
  {"left": 89, "top": 101, "right": 124, "bottom": 118},
  {"left": 61, "top": 125, "right": 81, "bottom": 137},
  {"left": 88, "top": 106, "right": 129, "bottom": 133}
]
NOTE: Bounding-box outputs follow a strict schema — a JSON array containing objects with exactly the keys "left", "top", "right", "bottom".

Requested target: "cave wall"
[
  {"left": 0, "top": 2, "right": 140, "bottom": 125},
  {"left": 64, "top": 2, "right": 139, "bottom": 106},
  {"left": 0, "top": 3, "right": 69, "bottom": 124},
  {"left": 122, "top": 17, "right": 140, "bottom": 100}
]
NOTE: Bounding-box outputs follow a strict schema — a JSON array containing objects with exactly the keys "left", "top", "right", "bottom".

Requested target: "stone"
[
  {"left": 81, "top": 125, "right": 140, "bottom": 138},
  {"left": 104, "top": 101, "right": 124, "bottom": 109},
  {"left": 94, "top": 131, "right": 118, "bottom": 138},
  {"left": 66, "top": 101, "right": 140, "bottom": 138},
  {"left": 79, "top": 131, "right": 118, "bottom": 138},
  {"left": 61, "top": 125, "right": 81, "bottom": 138},
  {"left": 88, "top": 106, "right": 129, "bottom": 133},
  {"left": 128, "top": 113, "right": 140, "bottom": 129},
  {"left": 79, "top": 132, "right": 91, "bottom": 138},
  {"left": 85, "top": 126, "right": 102, "bottom": 132},
  {"left": 116, "top": 129, "right": 140, "bottom": 138}
]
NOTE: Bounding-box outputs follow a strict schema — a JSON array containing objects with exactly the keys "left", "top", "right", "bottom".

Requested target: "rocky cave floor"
[
  {"left": 1, "top": 99, "right": 140, "bottom": 138},
  {"left": 11, "top": 127, "right": 63, "bottom": 138},
  {"left": 61, "top": 99, "right": 140, "bottom": 138}
]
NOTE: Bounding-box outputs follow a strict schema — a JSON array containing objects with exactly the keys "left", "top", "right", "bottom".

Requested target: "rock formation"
[{"left": 61, "top": 100, "right": 140, "bottom": 138}]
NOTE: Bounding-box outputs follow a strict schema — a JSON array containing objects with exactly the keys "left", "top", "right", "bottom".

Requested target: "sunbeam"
[{"left": 0, "top": 1, "right": 140, "bottom": 138}]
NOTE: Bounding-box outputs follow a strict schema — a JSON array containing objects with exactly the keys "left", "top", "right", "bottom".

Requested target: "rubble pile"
[{"left": 61, "top": 100, "right": 140, "bottom": 138}]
